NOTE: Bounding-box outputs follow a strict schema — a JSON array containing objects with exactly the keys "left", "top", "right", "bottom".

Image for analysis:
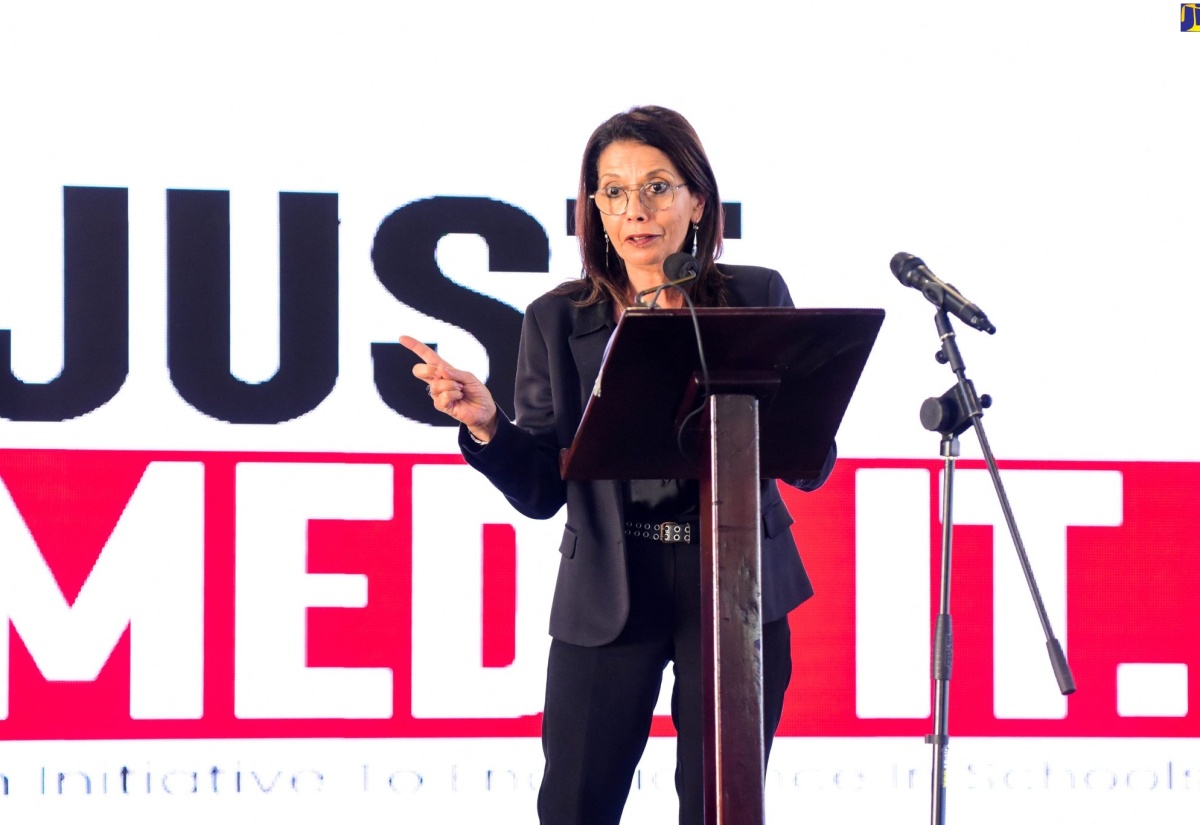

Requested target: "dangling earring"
[
  {"left": 604, "top": 232, "right": 610, "bottom": 268},
  {"left": 691, "top": 222, "right": 699, "bottom": 258}
]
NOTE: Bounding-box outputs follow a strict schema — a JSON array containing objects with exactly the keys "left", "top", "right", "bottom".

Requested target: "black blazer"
[{"left": 460, "top": 264, "right": 835, "bottom": 647}]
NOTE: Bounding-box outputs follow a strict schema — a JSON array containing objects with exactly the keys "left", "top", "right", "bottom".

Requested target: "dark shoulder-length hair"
[{"left": 557, "top": 105, "right": 729, "bottom": 308}]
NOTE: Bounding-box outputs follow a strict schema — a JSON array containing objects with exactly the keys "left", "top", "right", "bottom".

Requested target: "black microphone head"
[
  {"left": 890, "top": 252, "right": 924, "bottom": 286},
  {"left": 664, "top": 251, "right": 700, "bottom": 281}
]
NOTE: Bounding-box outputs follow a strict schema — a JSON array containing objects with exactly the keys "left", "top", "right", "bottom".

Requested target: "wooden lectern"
[{"left": 560, "top": 307, "right": 883, "bottom": 825}]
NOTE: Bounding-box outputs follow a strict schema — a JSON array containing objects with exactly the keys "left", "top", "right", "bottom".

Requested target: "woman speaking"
[{"left": 401, "top": 105, "right": 834, "bottom": 825}]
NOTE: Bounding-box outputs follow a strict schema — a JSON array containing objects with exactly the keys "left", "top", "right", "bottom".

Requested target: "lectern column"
[{"left": 700, "top": 392, "right": 765, "bottom": 825}]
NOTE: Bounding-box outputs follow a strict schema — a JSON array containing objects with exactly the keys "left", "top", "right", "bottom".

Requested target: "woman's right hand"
[{"left": 398, "top": 336, "right": 499, "bottom": 442}]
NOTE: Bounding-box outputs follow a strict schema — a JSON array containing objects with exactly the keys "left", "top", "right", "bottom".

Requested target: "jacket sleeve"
[
  {"left": 458, "top": 301, "right": 568, "bottom": 520},
  {"left": 762, "top": 267, "right": 839, "bottom": 494},
  {"left": 783, "top": 440, "right": 837, "bottom": 492}
]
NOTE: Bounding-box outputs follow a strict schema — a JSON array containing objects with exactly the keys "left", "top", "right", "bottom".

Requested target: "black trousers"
[{"left": 537, "top": 536, "right": 793, "bottom": 825}]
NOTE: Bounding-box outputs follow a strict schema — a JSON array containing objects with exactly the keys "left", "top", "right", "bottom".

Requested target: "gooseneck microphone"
[
  {"left": 635, "top": 252, "right": 700, "bottom": 308},
  {"left": 890, "top": 252, "right": 996, "bottom": 334}
]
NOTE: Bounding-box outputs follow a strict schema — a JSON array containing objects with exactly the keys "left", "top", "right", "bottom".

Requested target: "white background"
[
  {"left": 1, "top": 0, "right": 1196, "bottom": 460},
  {"left": 1, "top": 1, "right": 1197, "bottom": 823}
]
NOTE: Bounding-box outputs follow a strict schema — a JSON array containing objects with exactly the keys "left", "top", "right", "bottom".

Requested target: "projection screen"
[{"left": 1, "top": 3, "right": 1197, "bottom": 823}]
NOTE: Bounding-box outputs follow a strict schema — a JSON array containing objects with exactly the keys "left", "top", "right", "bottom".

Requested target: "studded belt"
[{"left": 624, "top": 520, "right": 694, "bottom": 544}]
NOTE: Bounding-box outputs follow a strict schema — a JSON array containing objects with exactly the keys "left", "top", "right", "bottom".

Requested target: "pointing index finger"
[{"left": 399, "top": 335, "right": 446, "bottom": 368}]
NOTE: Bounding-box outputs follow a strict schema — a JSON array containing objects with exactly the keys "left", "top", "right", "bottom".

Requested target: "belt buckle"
[{"left": 656, "top": 521, "right": 690, "bottom": 544}]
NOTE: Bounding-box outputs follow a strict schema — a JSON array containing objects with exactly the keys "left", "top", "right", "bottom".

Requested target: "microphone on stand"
[
  {"left": 890, "top": 252, "right": 996, "bottom": 334},
  {"left": 635, "top": 252, "right": 700, "bottom": 308}
]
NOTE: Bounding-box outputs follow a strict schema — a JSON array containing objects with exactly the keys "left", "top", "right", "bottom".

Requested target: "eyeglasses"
[{"left": 590, "top": 181, "right": 687, "bottom": 216}]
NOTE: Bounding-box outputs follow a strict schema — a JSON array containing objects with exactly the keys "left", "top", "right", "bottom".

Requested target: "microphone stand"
[
  {"left": 633, "top": 272, "right": 698, "bottom": 308},
  {"left": 920, "top": 309, "right": 1076, "bottom": 825}
]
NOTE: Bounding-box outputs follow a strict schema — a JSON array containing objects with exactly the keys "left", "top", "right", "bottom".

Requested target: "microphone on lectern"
[{"left": 635, "top": 252, "right": 700, "bottom": 308}]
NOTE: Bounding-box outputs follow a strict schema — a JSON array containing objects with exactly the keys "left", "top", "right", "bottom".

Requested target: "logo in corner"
[{"left": 1183, "top": 4, "right": 1200, "bottom": 30}]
